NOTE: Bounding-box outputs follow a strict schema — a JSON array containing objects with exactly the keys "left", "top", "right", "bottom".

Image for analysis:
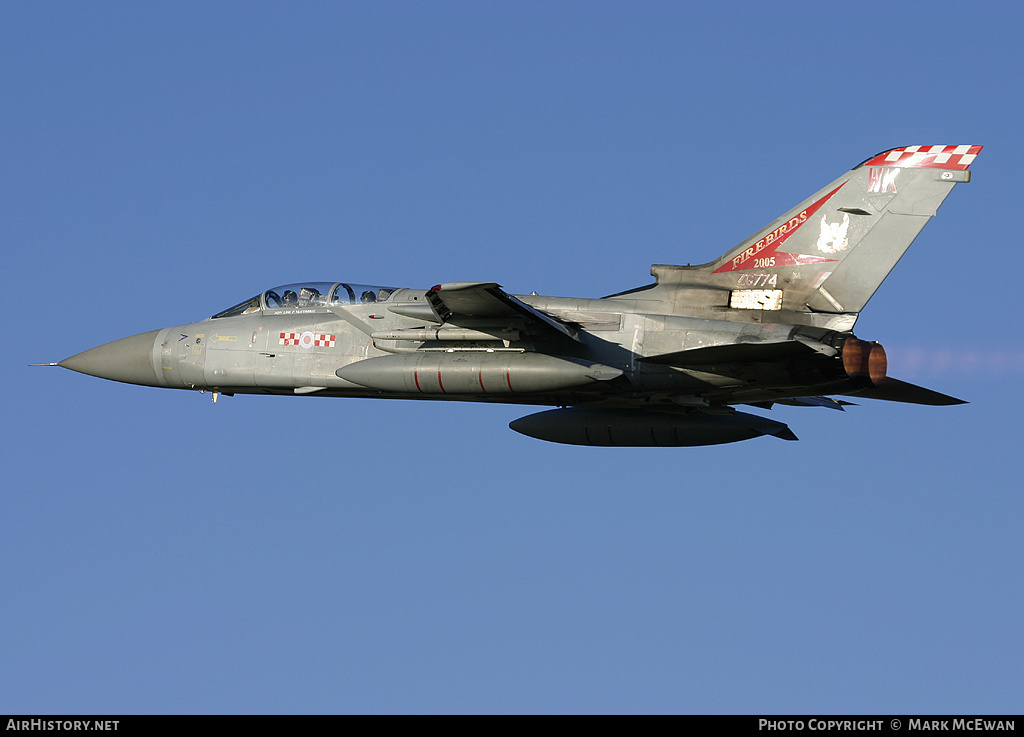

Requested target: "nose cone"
[{"left": 59, "top": 330, "right": 161, "bottom": 386}]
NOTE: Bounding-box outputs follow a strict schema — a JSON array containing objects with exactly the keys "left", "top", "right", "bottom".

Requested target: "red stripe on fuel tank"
[
  {"left": 437, "top": 369, "right": 446, "bottom": 393},
  {"left": 478, "top": 370, "right": 486, "bottom": 393},
  {"left": 413, "top": 370, "right": 422, "bottom": 393},
  {"left": 506, "top": 370, "right": 513, "bottom": 392}
]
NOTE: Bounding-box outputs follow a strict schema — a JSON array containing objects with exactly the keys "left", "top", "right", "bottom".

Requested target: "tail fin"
[{"left": 651, "top": 145, "right": 981, "bottom": 319}]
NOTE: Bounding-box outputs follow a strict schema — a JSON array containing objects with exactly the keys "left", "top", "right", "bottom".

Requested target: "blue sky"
[{"left": 3, "top": 1, "right": 1021, "bottom": 714}]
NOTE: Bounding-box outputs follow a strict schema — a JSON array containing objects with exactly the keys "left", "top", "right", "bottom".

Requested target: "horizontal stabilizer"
[
  {"left": 845, "top": 378, "right": 966, "bottom": 406},
  {"left": 642, "top": 340, "right": 815, "bottom": 366},
  {"left": 773, "top": 426, "right": 800, "bottom": 441},
  {"left": 776, "top": 396, "right": 853, "bottom": 410}
]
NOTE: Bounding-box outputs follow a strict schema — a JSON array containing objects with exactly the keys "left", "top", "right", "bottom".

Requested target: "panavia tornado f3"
[{"left": 52, "top": 145, "right": 980, "bottom": 446}]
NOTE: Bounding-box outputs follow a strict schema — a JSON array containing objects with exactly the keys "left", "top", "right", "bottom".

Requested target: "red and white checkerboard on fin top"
[{"left": 861, "top": 145, "right": 982, "bottom": 170}]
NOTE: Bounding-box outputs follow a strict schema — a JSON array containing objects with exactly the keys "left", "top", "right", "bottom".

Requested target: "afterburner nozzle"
[{"left": 842, "top": 337, "right": 887, "bottom": 387}]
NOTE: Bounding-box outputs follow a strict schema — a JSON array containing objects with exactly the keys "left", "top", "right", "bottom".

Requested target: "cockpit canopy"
[{"left": 212, "top": 282, "right": 398, "bottom": 319}]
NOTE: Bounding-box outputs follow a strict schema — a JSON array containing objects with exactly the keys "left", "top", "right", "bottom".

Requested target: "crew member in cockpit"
[{"left": 299, "top": 287, "right": 322, "bottom": 306}]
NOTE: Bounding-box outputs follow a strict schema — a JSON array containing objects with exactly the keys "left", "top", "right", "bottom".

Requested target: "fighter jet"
[{"left": 51, "top": 145, "right": 980, "bottom": 446}]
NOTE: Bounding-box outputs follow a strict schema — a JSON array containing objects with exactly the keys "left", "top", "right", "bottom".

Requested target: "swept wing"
[{"left": 424, "top": 282, "right": 579, "bottom": 341}]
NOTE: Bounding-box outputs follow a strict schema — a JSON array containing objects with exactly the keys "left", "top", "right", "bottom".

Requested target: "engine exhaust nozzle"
[{"left": 842, "top": 337, "right": 887, "bottom": 387}]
